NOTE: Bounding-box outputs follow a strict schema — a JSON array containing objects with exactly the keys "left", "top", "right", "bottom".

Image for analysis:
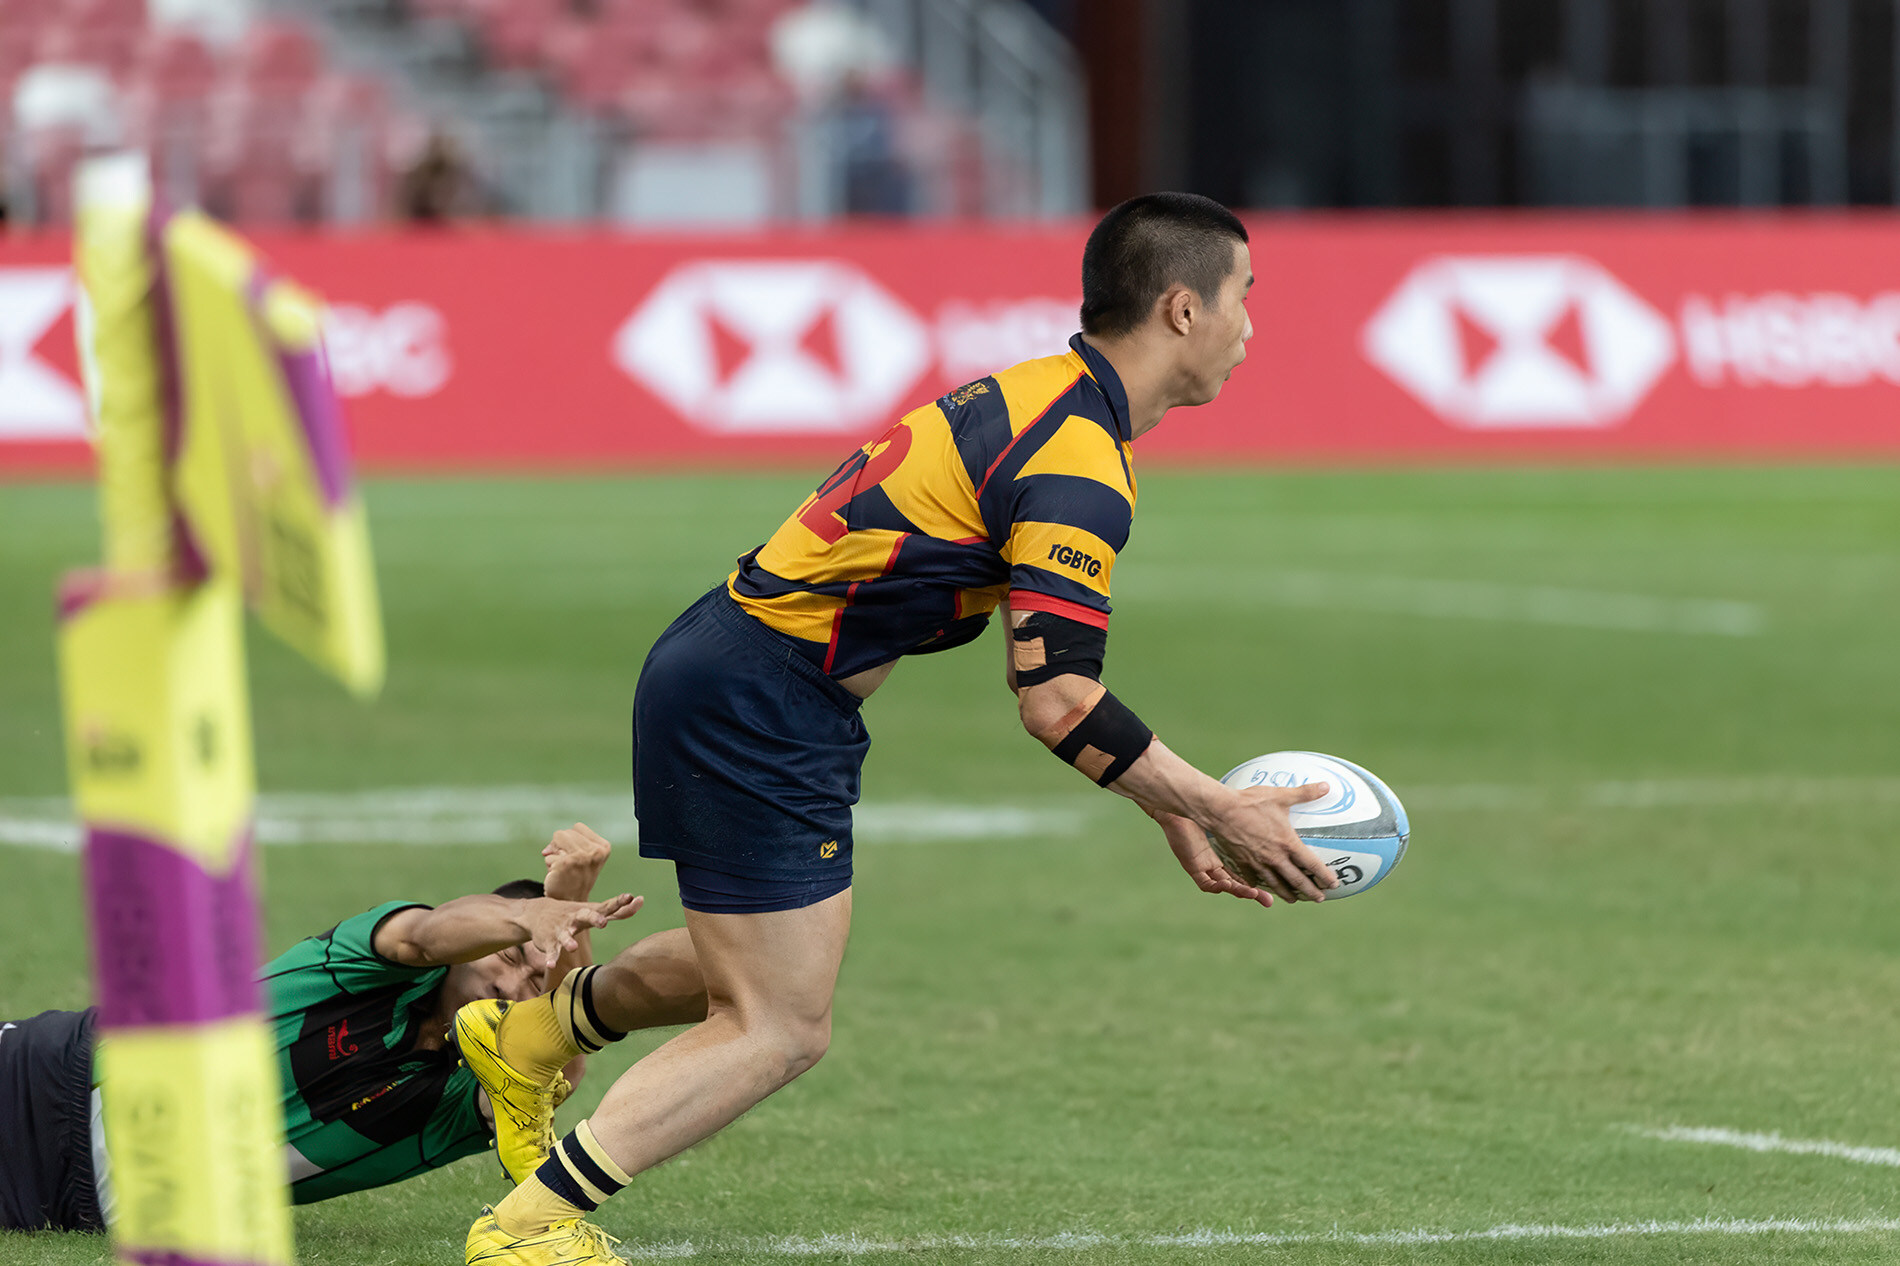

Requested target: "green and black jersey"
[{"left": 261, "top": 901, "right": 490, "bottom": 1203}]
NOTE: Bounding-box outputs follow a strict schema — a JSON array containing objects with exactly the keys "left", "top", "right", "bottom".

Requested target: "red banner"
[{"left": 8, "top": 215, "right": 1900, "bottom": 475}]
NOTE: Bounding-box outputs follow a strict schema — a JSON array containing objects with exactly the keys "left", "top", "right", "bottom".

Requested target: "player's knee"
[
  {"left": 722, "top": 1001, "right": 830, "bottom": 1083},
  {"left": 778, "top": 1010, "right": 831, "bottom": 1077}
]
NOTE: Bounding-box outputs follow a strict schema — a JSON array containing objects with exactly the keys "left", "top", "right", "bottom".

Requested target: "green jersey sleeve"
[{"left": 262, "top": 900, "right": 435, "bottom": 1001}]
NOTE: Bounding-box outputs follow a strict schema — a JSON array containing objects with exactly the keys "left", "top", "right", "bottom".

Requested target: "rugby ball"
[{"left": 1213, "top": 751, "right": 1409, "bottom": 901}]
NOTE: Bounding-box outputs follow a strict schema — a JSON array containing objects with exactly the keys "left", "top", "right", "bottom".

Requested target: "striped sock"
[
  {"left": 553, "top": 964, "right": 627, "bottom": 1055},
  {"left": 493, "top": 966, "right": 627, "bottom": 1082},
  {"left": 494, "top": 1120, "right": 632, "bottom": 1236}
]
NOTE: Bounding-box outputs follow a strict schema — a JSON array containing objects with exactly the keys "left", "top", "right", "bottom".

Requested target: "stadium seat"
[
  {"left": 33, "top": 23, "right": 141, "bottom": 78},
  {"left": 131, "top": 29, "right": 217, "bottom": 100},
  {"left": 22, "top": 123, "right": 87, "bottom": 223},
  {"left": 67, "top": 0, "right": 148, "bottom": 30},
  {"left": 237, "top": 19, "right": 323, "bottom": 92},
  {"left": 405, "top": 0, "right": 476, "bottom": 20},
  {"left": 470, "top": 0, "right": 563, "bottom": 71},
  {"left": 0, "top": 0, "right": 59, "bottom": 28},
  {"left": 544, "top": 19, "right": 654, "bottom": 113},
  {"left": 297, "top": 70, "right": 393, "bottom": 217}
]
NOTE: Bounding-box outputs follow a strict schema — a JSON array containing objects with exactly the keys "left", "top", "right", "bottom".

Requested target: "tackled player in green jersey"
[{"left": 0, "top": 826, "right": 707, "bottom": 1233}]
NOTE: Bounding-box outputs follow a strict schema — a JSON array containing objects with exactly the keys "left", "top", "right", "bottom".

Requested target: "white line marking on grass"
[
  {"left": 1122, "top": 567, "right": 1766, "bottom": 636},
  {"left": 0, "top": 788, "right": 1083, "bottom": 852},
  {"left": 613, "top": 1217, "right": 1900, "bottom": 1258},
  {"left": 1637, "top": 1125, "right": 1900, "bottom": 1167},
  {"left": 1402, "top": 775, "right": 1900, "bottom": 812},
  {"left": 8, "top": 773, "right": 1900, "bottom": 849}
]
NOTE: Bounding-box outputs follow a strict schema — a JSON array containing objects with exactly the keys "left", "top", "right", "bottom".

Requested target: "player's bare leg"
[
  {"left": 480, "top": 888, "right": 852, "bottom": 1240},
  {"left": 586, "top": 926, "right": 710, "bottom": 1029},
  {"left": 589, "top": 888, "right": 850, "bottom": 1167}
]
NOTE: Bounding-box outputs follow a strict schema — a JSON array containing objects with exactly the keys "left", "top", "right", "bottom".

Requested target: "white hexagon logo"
[
  {"left": 612, "top": 260, "right": 932, "bottom": 435},
  {"left": 1362, "top": 254, "right": 1676, "bottom": 429}
]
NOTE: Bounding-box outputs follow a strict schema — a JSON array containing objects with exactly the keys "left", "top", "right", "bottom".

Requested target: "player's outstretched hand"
[
  {"left": 1207, "top": 783, "right": 1340, "bottom": 904},
  {"left": 543, "top": 822, "right": 613, "bottom": 902},
  {"left": 522, "top": 893, "right": 642, "bottom": 963},
  {"left": 1153, "top": 809, "right": 1275, "bottom": 907}
]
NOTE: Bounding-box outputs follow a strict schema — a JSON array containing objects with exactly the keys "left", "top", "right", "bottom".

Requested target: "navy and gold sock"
[
  {"left": 494, "top": 965, "right": 628, "bottom": 1082},
  {"left": 556, "top": 964, "right": 628, "bottom": 1055},
  {"left": 492, "top": 1119, "right": 631, "bottom": 1237}
]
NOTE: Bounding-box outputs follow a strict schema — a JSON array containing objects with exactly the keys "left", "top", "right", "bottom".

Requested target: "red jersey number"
[{"left": 797, "top": 423, "right": 914, "bottom": 545}]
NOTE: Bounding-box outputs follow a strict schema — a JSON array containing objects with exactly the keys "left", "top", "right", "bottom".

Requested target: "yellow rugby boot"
[
  {"left": 455, "top": 999, "right": 561, "bottom": 1184},
  {"left": 466, "top": 1206, "right": 626, "bottom": 1264}
]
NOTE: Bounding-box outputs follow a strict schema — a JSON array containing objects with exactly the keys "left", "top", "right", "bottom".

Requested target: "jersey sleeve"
[
  {"left": 264, "top": 900, "right": 436, "bottom": 997},
  {"left": 999, "top": 437, "right": 1134, "bottom": 628}
]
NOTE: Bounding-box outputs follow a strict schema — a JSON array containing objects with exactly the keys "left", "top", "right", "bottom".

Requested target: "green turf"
[{"left": 2, "top": 467, "right": 1899, "bottom": 1265}]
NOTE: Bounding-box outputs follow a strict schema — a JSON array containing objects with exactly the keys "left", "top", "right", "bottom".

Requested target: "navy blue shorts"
[
  {"left": 633, "top": 588, "right": 868, "bottom": 913},
  {"left": 0, "top": 1008, "right": 103, "bottom": 1232}
]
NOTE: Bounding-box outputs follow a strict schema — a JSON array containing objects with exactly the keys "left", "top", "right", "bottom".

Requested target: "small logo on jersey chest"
[
  {"left": 819, "top": 840, "right": 839, "bottom": 858},
  {"left": 1046, "top": 543, "right": 1103, "bottom": 577},
  {"left": 327, "top": 1020, "right": 359, "bottom": 1061},
  {"left": 944, "top": 380, "right": 990, "bottom": 407}
]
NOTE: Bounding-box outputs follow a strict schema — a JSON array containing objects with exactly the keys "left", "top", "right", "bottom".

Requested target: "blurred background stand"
[{"left": 8, "top": 0, "right": 1900, "bottom": 228}]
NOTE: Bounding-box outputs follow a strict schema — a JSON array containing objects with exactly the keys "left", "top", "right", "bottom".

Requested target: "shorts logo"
[
  {"left": 327, "top": 1020, "right": 359, "bottom": 1061},
  {"left": 1046, "top": 543, "right": 1102, "bottom": 578},
  {"left": 819, "top": 840, "right": 838, "bottom": 858}
]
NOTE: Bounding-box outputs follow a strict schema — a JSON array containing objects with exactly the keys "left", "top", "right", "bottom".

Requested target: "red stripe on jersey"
[
  {"left": 884, "top": 533, "right": 909, "bottom": 572},
  {"left": 1008, "top": 589, "right": 1109, "bottom": 629},
  {"left": 974, "top": 372, "right": 1084, "bottom": 501},
  {"left": 823, "top": 583, "right": 860, "bottom": 674}
]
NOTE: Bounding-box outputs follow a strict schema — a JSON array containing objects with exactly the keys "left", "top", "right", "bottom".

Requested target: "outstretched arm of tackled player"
[{"left": 372, "top": 893, "right": 642, "bottom": 969}]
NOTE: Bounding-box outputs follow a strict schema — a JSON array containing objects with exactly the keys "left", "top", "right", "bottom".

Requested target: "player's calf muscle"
[{"left": 593, "top": 929, "right": 709, "bottom": 1030}]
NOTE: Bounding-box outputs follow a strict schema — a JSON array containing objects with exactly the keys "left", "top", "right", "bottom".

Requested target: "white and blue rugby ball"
[{"left": 1215, "top": 751, "right": 1409, "bottom": 900}]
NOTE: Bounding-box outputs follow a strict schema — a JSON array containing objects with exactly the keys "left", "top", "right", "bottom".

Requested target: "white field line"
[
  {"left": 1120, "top": 567, "right": 1765, "bottom": 637},
  {"left": 612, "top": 1217, "right": 1900, "bottom": 1258},
  {"left": 6, "top": 774, "right": 1900, "bottom": 850},
  {"left": 1403, "top": 775, "right": 1900, "bottom": 812},
  {"left": 1637, "top": 1125, "right": 1900, "bottom": 1168},
  {"left": 0, "top": 788, "right": 1084, "bottom": 852}
]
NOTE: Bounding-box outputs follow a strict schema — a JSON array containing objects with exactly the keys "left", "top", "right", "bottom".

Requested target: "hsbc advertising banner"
[{"left": 6, "top": 215, "right": 1900, "bottom": 475}]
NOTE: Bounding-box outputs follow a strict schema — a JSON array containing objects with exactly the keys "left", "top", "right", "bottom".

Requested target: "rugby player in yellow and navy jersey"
[{"left": 457, "top": 193, "right": 1342, "bottom": 1265}]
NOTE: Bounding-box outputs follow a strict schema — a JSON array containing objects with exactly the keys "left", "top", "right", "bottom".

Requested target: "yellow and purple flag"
[{"left": 59, "top": 151, "right": 385, "bottom": 1266}]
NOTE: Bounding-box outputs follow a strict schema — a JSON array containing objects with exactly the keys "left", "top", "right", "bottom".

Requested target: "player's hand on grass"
[
  {"left": 1153, "top": 809, "right": 1275, "bottom": 907},
  {"left": 543, "top": 822, "right": 614, "bottom": 901},
  {"left": 1206, "top": 783, "right": 1340, "bottom": 904},
  {"left": 521, "top": 893, "right": 642, "bottom": 964}
]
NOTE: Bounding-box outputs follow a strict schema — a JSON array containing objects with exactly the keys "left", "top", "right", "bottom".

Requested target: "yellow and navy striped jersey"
[{"left": 729, "top": 334, "right": 1136, "bottom": 679}]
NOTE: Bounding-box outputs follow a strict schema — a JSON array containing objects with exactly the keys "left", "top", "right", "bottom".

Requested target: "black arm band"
[
  {"left": 1012, "top": 611, "right": 1107, "bottom": 687},
  {"left": 1050, "top": 688, "right": 1153, "bottom": 787}
]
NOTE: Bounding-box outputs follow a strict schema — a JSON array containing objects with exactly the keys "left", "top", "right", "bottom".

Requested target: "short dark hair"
[
  {"left": 1079, "top": 193, "right": 1250, "bottom": 337},
  {"left": 493, "top": 879, "right": 545, "bottom": 900}
]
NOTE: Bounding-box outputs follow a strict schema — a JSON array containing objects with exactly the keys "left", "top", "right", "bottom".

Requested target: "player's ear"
[{"left": 1165, "top": 286, "right": 1195, "bottom": 336}]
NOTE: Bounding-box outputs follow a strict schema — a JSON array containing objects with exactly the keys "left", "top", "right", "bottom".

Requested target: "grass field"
[{"left": 2, "top": 465, "right": 1898, "bottom": 1265}]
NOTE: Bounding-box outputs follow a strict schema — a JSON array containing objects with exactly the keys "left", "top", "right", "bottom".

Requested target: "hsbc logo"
[
  {"left": 1362, "top": 255, "right": 1676, "bottom": 429},
  {"left": 612, "top": 260, "right": 931, "bottom": 435},
  {"left": 0, "top": 267, "right": 89, "bottom": 441},
  {"left": 323, "top": 302, "right": 452, "bottom": 399}
]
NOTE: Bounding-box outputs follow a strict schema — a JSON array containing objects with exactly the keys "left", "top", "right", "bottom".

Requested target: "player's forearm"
[
  {"left": 1106, "top": 737, "right": 1243, "bottom": 829},
  {"left": 387, "top": 895, "right": 537, "bottom": 966},
  {"left": 1020, "top": 674, "right": 1235, "bottom": 824}
]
